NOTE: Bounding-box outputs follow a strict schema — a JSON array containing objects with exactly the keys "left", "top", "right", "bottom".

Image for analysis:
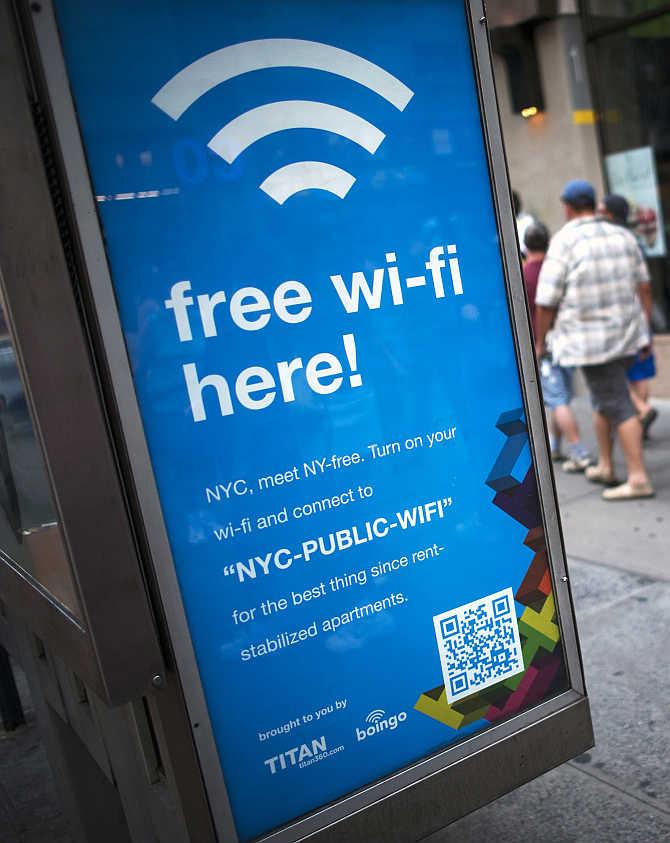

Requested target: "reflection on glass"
[{"left": 0, "top": 289, "right": 81, "bottom": 617}]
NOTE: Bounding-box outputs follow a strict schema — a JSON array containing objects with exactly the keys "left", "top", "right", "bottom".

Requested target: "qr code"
[{"left": 433, "top": 587, "right": 524, "bottom": 703}]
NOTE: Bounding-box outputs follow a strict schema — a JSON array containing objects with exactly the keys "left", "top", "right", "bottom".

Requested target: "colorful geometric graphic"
[{"left": 415, "top": 408, "right": 567, "bottom": 729}]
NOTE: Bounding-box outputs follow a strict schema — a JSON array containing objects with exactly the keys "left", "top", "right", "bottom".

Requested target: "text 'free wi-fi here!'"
[{"left": 151, "top": 38, "right": 414, "bottom": 205}]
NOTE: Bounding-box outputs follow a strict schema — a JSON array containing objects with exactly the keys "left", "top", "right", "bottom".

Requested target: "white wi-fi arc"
[
  {"left": 365, "top": 709, "right": 386, "bottom": 724},
  {"left": 151, "top": 38, "right": 414, "bottom": 204}
]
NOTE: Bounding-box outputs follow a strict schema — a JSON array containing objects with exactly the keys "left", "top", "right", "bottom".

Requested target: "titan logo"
[
  {"left": 356, "top": 708, "right": 408, "bottom": 741},
  {"left": 152, "top": 38, "right": 414, "bottom": 204},
  {"left": 263, "top": 736, "right": 327, "bottom": 774}
]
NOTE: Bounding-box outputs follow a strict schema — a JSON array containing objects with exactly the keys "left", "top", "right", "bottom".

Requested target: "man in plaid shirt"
[{"left": 535, "top": 179, "right": 654, "bottom": 501}]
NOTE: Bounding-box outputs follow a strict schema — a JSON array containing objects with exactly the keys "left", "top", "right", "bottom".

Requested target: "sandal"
[
  {"left": 602, "top": 481, "right": 654, "bottom": 501},
  {"left": 585, "top": 465, "right": 619, "bottom": 487}
]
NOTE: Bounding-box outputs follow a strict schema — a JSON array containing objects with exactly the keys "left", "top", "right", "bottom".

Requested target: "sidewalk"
[
  {"left": 0, "top": 668, "right": 69, "bottom": 842},
  {"left": 430, "top": 397, "right": 670, "bottom": 842},
  {"left": 557, "top": 397, "right": 669, "bottom": 582},
  {"left": 1, "top": 400, "right": 669, "bottom": 842}
]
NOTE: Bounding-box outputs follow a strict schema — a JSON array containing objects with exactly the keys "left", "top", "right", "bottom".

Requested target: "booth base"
[{"left": 311, "top": 696, "right": 593, "bottom": 843}]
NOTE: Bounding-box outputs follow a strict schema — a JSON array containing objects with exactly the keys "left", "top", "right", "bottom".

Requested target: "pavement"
[
  {"left": 0, "top": 667, "right": 69, "bottom": 843},
  {"left": 1, "top": 398, "right": 669, "bottom": 842}
]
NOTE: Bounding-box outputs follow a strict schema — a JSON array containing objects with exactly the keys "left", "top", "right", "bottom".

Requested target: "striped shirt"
[{"left": 536, "top": 216, "right": 649, "bottom": 366}]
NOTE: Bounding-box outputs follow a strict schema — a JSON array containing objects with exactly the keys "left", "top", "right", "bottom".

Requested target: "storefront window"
[
  {"left": 587, "top": 12, "right": 670, "bottom": 331},
  {"left": 586, "top": 1, "right": 670, "bottom": 22}
]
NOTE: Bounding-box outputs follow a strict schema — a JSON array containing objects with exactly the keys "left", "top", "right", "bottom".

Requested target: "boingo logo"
[{"left": 356, "top": 708, "right": 408, "bottom": 742}]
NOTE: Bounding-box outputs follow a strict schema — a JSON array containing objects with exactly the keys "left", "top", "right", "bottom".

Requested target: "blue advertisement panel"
[{"left": 53, "top": 2, "right": 568, "bottom": 839}]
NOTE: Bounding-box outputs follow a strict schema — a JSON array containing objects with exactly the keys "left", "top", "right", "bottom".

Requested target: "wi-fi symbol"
[
  {"left": 151, "top": 38, "right": 413, "bottom": 204},
  {"left": 365, "top": 709, "right": 386, "bottom": 725}
]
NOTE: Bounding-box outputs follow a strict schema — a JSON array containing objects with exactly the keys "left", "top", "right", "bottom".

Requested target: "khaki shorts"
[{"left": 581, "top": 357, "right": 636, "bottom": 426}]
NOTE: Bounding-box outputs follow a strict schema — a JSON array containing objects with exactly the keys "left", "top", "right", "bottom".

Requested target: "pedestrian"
[
  {"left": 534, "top": 179, "right": 654, "bottom": 501},
  {"left": 513, "top": 190, "right": 535, "bottom": 258},
  {"left": 522, "top": 222, "right": 591, "bottom": 469},
  {"left": 599, "top": 193, "right": 659, "bottom": 439}
]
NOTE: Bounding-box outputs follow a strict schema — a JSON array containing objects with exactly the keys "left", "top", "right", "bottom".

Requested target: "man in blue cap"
[{"left": 534, "top": 179, "right": 654, "bottom": 501}]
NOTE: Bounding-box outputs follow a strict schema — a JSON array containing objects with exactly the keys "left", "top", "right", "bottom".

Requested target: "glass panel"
[
  {"left": 589, "top": 14, "right": 670, "bottom": 330},
  {"left": 0, "top": 286, "right": 81, "bottom": 617}
]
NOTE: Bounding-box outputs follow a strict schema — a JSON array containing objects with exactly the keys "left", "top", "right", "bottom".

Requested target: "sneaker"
[
  {"left": 562, "top": 455, "right": 592, "bottom": 473},
  {"left": 551, "top": 449, "right": 564, "bottom": 463}
]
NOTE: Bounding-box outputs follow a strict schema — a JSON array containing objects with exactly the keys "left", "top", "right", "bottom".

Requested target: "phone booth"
[{"left": 0, "top": 2, "right": 592, "bottom": 841}]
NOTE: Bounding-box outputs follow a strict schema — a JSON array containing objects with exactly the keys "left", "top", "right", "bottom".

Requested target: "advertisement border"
[{"left": 22, "top": 0, "right": 592, "bottom": 840}]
